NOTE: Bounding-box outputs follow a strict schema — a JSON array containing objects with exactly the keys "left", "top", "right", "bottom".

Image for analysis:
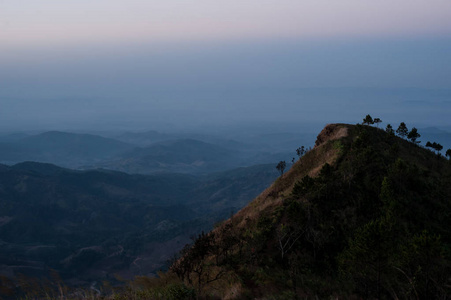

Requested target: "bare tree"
[{"left": 276, "top": 224, "right": 305, "bottom": 260}]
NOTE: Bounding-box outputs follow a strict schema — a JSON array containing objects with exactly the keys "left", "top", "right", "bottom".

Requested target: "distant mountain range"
[
  {"left": 0, "top": 131, "right": 133, "bottom": 168},
  {"left": 90, "top": 139, "right": 242, "bottom": 174},
  {"left": 0, "top": 130, "right": 301, "bottom": 174}
]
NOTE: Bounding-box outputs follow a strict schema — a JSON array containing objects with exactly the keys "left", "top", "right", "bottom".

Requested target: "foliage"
[
  {"left": 296, "top": 146, "right": 306, "bottom": 159},
  {"left": 396, "top": 122, "right": 409, "bottom": 138},
  {"left": 426, "top": 141, "right": 443, "bottom": 154},
  {"left": 373, "top": 117, "right": 382, "bottom": 127},
  {"left": 407, "top": 127, "right": 421, "bottom": 144},
  {"left": 385, "top": 124, "right": 395, "bottom": 135},
  {"left": 362, "top": 114, "right": 374, "bottom": 125},
  {"left": 276, "top": 161, "right": 287, "bottom": 176}
]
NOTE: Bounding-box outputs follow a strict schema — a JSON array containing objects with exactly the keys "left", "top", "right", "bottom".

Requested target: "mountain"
[
  {"left": 115, "top": 130, "right": 246, "bottom": 150},
  {"left": 131, "top": 123, "right": 451, "bottom": 299},
  {"left": 0, "top": 132, "right": 30, "bottom": 143},
  {"left": 0, "top": 161, "right": 278, "bottom": 295},
  {"left": 90, "top": 137, "right": 302, "bottom": 175},
  {"left": 91, "top": 139, "right": 243, "bottom": 174},
  {"left": 0, "top": 131, "right": 133, "bottom": 168},
  {"left": 115, "top": 130, "right": 172, "bottom": 146},
  {"left": 0, "top": 131, "right": 285, "bottom": 175}
]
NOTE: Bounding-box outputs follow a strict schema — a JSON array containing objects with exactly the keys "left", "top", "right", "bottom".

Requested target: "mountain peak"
[
  {"left": 314, "top": 123, "right": 349, "bottom": 147},
  {"left": 162, "top": 123, "right": 451, "bottom": 299}
]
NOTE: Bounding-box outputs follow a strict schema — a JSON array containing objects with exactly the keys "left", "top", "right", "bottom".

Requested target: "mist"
[{"left": 1, "top": 37, "right": 451, "bottom": 133}]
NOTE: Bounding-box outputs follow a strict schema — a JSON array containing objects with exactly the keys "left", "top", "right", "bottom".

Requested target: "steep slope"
[{"left": 154, "top": 124, "right": 451, "bottom": 299}]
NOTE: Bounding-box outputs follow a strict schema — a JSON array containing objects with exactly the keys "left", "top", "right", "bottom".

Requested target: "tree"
[
  {"left": 396, "top": 122, "right": 409, "bottom": 138},
  {"left": 276, "top": 161, "right": 287, "bottom": 176},
  {"left": 339, "top": 218, "right": 395, "bottom": 299},
  {"left": 385, "top": 124, "right": 395, "bottom": 135},
  {"left": 373, "top": 118, "right": 382, "bottom": 127},
  {"left": 363, "top": 114, "right": 374, "bottom": 125},
  {"left": 296, "top": 146, "right": 305, "bottom": 160},
  {"left": 446, "top": 149, "right": 451, "bottom": 160},
  {"left": 171, "top": 231, "right": 226, "bottom": 297},
  {"left": 407, "top": 127, "right": 421, "bottom": 144},
  {"left": 434, "top": 143, "right": 443, "bottom": 153},
  {"left": 426, "top": 142, "right": 443, "bottom": 154}
]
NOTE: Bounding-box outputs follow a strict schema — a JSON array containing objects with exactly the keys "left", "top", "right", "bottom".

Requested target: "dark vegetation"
[
  {"left": 0, "top": 162, "right": 278, "bottom": 297},
  {"left": 276, "top": 161, "right": 286, "bottom": 176},
  {"left": 114, "top": 123, "right": 451, "bottom": 299}
]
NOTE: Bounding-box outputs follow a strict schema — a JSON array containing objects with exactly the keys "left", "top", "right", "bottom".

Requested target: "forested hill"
[
  {"left": 150, "top": 123, "right": 451, "bottom": 299},
  {"left": 0, "top": 162, "right": 278, "bottom": 296}
]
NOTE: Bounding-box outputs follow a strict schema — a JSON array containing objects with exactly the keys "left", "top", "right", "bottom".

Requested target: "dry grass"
[{"left": 219, "top": 123, "right": 350, "bottom": 232}]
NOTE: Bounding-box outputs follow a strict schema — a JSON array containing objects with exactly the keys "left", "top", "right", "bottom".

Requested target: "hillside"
[
  {"left": 129, "top": 123, "right": 451, "bottom": 299},
  {"left": 92, "top": 139, "right": 238, "bottom": 174},
  {"left": 91, "top": 138, "right": 290, "bottom": 175},
  {"left": 0, "top": 162, "right": 277, "bottom": 295}
]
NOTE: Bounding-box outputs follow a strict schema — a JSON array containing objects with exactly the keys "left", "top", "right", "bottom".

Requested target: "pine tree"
[
  {"left": 407, "top": 127, "right": 421, "bottom": 144},
  {"left": 396, "top": 122, "right": 408, "bottom": 138}
]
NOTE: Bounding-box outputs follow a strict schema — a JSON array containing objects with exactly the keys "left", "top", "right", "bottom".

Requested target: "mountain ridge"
[{"left": 157, "top": 123, "right": 451, "bottom": 299}]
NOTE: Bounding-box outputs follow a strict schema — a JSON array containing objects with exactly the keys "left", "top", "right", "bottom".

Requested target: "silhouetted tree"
[
  {"left": 385, "top": 124, "right": 395, "bottom": 135},
  {"left": 407, "top": 127, "right": 421, "bottom": 144},
  {"left": 446, "top": 149, "right": 451, "bottom": 160},
  {"left": 171, "top": 231, "right": 225, "bottom": 297},
  {"left": 434, "top": 143, "right": 443, "bottom": 153},
  {"left": 296, "top": 146, "right": 305, "bottom": 159},
  {"left": 373, "top": 118, "right": 382, "bottom": 127},
  {"left": 363, "top": 114, "right": 374, "bottom": 125},
  {"left": 426, "top": 141, "right": 443, "bottom": 154},
  {"left": 276, "top": 161, "right": 287, "bottom": 176},
  {"left": 396, "top": 122, "right": 409, "bottom": 138}
]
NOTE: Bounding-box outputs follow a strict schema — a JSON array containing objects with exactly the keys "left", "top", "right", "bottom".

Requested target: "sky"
[
  {"left": 2, "top": 0, "right": 451, "bottom": 46},
  {"left": 1, "top": 0, "right": 451, "bottom": 132}
]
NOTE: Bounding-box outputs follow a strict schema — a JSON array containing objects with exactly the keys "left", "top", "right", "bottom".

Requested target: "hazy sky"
[
  {"left": 1, "top": 1, "right": 451, "bottom": 132},
  {"left": 2, "top": 0, "right": 451, "bottom": 46}
]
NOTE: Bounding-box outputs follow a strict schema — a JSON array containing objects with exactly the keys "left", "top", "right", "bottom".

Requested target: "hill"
[
  {"left": 0, "top": 161, "right": 278, "bottom": 295},
  {"left": 91, "top": 139, "right": 244, "bottom": 174},
  {"left": 131, "top": 123, "right": 451, "bottom": 299},
  {"left": 0, "top": 131, "right": 133, "bottom": 168}
]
